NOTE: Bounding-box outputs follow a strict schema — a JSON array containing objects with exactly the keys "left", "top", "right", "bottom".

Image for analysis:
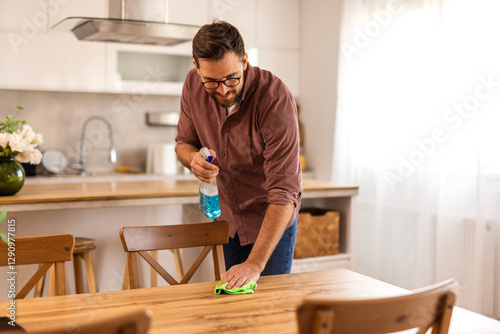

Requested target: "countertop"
[{"left": 1, "top": 177, "right": 359, "bottom": 212}]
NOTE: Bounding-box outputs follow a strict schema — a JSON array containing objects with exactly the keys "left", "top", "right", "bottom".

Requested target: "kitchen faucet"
[{"left": 77, "top": 116, "right": 117, "bottom": 175}]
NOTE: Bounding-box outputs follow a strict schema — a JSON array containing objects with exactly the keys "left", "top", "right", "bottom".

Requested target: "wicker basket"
[{"left": 294, "top": 208, "right": 339, "bottom": 259}]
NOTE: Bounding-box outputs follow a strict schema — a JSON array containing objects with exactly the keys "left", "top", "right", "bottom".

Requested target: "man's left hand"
[{"left": 221, "top": 261, "right": 262, "bottom": 289}]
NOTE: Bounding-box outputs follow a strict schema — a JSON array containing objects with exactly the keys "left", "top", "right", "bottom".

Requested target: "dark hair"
[{"left": 192, "top": 20, "right": 245, "bottom": 67}]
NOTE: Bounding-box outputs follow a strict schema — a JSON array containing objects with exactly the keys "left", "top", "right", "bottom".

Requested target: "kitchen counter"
[{"left": 2, "top": 178, "right": 359, "bottom": 212}]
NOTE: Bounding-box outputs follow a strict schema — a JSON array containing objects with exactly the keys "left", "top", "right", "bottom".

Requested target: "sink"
[{"left": 24, "top": 172, "right": 194, "bottom": 184}]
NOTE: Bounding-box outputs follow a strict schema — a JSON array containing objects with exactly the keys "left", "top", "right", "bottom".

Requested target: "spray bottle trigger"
[{"left": 200, "top": 147, "right": 213, "bottom": 163}]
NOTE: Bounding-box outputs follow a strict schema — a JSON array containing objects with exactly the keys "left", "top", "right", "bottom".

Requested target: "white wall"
[{"left": 299, "top": 0, "right": 342, "bottom": 181}]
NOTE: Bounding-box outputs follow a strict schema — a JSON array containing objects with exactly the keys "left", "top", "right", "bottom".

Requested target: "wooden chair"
[
  {"left": 120, "top": 221, "right": 229, "bottom": 289},
  {"left": 296, "top": 279, "right": 458, "bottom": 334},
  {"left": 0, "top": 234, "right": 75, "bottom": 299},
  {"left": 3, "top": 309, "right": 151, "bottom": 334}
]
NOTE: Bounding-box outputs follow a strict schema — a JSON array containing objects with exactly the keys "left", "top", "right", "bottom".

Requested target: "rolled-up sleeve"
[
  {"left": 260, "top": 88, "right": 302, "bottom": 208},
  {"left": 175, "top": 78, "right": 201, "bottom": 152}
]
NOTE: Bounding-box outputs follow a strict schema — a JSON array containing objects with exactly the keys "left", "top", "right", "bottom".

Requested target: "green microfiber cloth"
[{"left": 214, "top": 276, "right": 257, "bottom": 295}]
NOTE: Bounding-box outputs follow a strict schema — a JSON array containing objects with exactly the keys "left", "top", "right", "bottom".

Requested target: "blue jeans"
[{"left": 223, "top": 217, "right": 297, "bottom": 276}]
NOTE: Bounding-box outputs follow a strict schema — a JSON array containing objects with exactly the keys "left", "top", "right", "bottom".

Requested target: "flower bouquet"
[{"left": 0, "top": 106, "right": 43, "bottom": 195}]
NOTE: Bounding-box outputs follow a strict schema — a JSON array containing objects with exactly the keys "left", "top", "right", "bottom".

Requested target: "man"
[{"left": 175, "top": 20, "right": 302, "bottom": 289}]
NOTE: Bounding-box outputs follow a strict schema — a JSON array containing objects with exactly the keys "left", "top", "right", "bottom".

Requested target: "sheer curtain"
[{"left": 334, "top": 0, "right": 500, "bottom": 317}]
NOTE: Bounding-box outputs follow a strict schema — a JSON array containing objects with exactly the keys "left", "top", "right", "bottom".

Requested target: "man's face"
[{"left": 195, "top": 52, "right": 248, "bottom": 108}]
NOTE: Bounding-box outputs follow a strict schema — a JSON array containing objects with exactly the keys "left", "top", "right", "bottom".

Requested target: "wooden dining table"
[{"left": 1, "top": 269, "right": 499, "bottom": 333}]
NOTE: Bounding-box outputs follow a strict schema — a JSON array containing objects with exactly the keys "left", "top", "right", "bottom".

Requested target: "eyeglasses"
[{"left": 201, "top": 76, "right": 241, "bottom": 90}]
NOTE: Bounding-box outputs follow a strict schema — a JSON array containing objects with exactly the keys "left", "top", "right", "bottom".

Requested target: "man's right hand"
[{"left": 189, "top": 149, "right": 219, "bottom": 183}]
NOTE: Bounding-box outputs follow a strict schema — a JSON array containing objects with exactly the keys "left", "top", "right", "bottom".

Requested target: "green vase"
[{"left": 0, "top": 157, "right": 25, "bottom": 196}]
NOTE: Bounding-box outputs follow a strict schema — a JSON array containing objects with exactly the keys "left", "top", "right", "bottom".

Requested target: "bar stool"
[
  {"left": 73, "top": 237, "right": 98, "bottom": 294},
  {"left": 35, "top": 237, "right": 98, "bottom": 296}
]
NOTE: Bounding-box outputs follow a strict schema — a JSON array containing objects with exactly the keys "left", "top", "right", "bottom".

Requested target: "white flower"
[
  {"left": 0, "top": 132, "right": 9, "bottom": 148},
  {"left": 7, "top": 132, "right": 28, "bottom": 153},
  {"left": 1, "top": 114, "right": 43, "bottom": 165},
  {"left": 33, "top": 133, "right": 43, "bottom": 145},
  {"left": 21, "top": 124, "right": 36, "bottom": 144},
  {"left": 16, "top": 147, "right": 42, "bottom": 165}
]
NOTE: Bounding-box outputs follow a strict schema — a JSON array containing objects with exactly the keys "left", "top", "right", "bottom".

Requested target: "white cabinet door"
[
  {"left": 168, "top": 0, "right": 210, "bottom": 26},
  {"left": 256, "top": 0, "right": 300, "bottom": 49},
  {"left": 0, "top": 33, "right": 107, "bottom": 92},
  {"left": 0, "top": 0, "right": 107, "bottom": 92},
  {"left": 0, "top": 0, "right": 49, "bottom": 34},
  {"left": 208, "top": 0, "right": 256, "bottom": 49}
]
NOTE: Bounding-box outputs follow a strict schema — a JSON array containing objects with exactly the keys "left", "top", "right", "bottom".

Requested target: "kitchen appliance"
[
  {"left": 51, "top": 0, "right": 199, "bottom": 46},
  {"left": 146, "top": 143, "right": 177, "bottom": 175}
]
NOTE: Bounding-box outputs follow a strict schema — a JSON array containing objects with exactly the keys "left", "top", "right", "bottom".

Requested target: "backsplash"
[{"left": 0, "top": 89, "right": 181, "bottom": 174}]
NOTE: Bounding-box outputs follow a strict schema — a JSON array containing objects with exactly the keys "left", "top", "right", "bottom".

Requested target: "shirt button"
[
  {"left": 233, "top": 210, "right": 239, "bottom": 215},
  {"left": 229, "top": 193, "right": 234, "bottom": 198}
]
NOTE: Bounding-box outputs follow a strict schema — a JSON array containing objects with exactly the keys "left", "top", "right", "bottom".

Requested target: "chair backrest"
[
  {"left": 120, "top": 221, "right": 229, "bottom": 288},
  {"left": 4, "top": 309, "right": 151, "bottom": 334},
  {"left": 296, "top": 279, "right": 458, "bottom": 334},
  {"left": 0, "top": 234, "right": 75, "bottom": 299}
]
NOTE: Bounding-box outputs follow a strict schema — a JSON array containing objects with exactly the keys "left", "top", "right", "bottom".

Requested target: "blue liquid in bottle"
[
  {"left": 199, "top": 191, "right": 221, "bottom": 219},
  {"left": 198, "top": 147, "right": 221, "bottom": 219}
]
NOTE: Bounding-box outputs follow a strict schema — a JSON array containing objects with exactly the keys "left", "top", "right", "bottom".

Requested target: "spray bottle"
[{"left": 198, "top": 147, "right": 221, "bottom": 219}]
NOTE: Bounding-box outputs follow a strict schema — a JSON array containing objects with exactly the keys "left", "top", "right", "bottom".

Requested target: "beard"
[{"left": 208, "top": 86, "right": 244, "bottom": 108}]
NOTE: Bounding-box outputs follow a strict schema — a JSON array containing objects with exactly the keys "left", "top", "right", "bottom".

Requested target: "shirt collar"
[{"left": 241, "top": 63, "right": 256, "bottom": 102}]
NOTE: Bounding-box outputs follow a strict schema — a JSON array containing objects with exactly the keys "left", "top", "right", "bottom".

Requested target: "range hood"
[{"left": 51, "top": 0, "right": 200, "bottom": 46}]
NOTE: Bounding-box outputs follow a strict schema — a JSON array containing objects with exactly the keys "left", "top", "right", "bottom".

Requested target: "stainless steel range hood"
[{"left": 51, "top": 0, "right": 200, "bottom": 46}]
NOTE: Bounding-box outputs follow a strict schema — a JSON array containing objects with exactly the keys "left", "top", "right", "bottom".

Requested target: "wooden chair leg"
[
  {"left": 73, "top": 253, "right": 85, "bottom": 294},
  {"left": 83, "top": 250, "right": 98, "bottom": 293},
  {"left": 53, "top": 262, "right": 67, "bottom": 296},
  {"left": 129, "top": 252, "right": 142, "bottom": 289},
  {"left": 213, "top": 245, "right": 226, "bottom": 279},
  {"left": 48, "top": 264, "right": 56, "bottom": 296}
]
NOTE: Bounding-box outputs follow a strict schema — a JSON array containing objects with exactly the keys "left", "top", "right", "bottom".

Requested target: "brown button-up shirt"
[{"left": 175, "top": 64, "right": 302, "bottom": 246}]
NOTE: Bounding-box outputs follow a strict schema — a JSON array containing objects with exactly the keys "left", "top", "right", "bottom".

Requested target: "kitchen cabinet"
[
  {"left": 168, "top": 0, "right": 210, "bottom": 26},
  {"left": 0, "top": 0, "right": 108, "bottom": 92},
  {"left": 105, "top": 42, "right": 193, "bottom": 95},
  {"left": 256, "top": 0, "right": 300, "bottom": 50},
  {"left": 0, "top": 33, "right": 107, "bottom": 92},
  {"left": 0, "top": 0, "right": 49, "bottom": 33},
  {"left": 209, "top": 0, "right": 257, "bottom": 49},
  {"left": 255, "top": 0, "right": 300, "bottom": 97},
  {"left": 292, "top": 193, "right": 356, "bottom": 273}
]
